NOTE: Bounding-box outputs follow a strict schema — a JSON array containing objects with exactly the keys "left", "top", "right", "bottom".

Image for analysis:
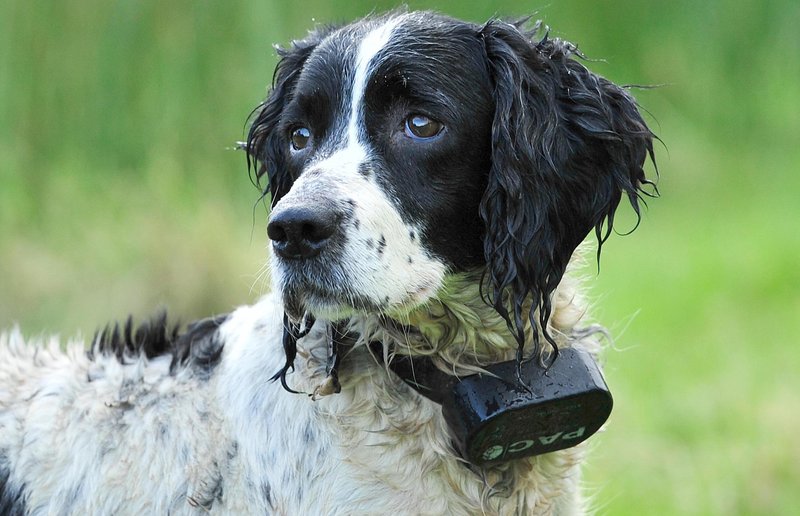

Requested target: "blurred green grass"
[{"left": 1, "top": 0, "right": 798, "bottom": 513}]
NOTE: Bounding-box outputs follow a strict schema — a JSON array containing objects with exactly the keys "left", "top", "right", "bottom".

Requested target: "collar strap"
[{"left": 368, "top": 341, "right": 457, "bottom": 405}]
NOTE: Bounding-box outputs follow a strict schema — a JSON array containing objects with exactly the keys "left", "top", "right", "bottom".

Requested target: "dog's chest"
[
  {"left": 219, "top": 333, "right": 465, "bottom": 512},
  {"left": 213, "top": 297, "right": 583, "bottom": 515}
]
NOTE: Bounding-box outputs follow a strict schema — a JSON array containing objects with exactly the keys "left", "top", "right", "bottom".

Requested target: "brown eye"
[
  {"left": 404, "top": 114, "right": 443, "bottom": 140},
  {"left": 290, "top": 127, "right": 311, "bottom": 150}
]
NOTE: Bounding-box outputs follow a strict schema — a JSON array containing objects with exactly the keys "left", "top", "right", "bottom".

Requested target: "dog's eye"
[
  {"left": 404, "top": 115, "right": 443, "bottom": 140},
  {"left": 290, "top": 127, "right": 311, "bottom": 151}
]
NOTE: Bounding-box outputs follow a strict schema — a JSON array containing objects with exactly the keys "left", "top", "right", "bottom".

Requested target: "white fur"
[{"left": 347, "top": 16, "right": 403, "bottom": 145}]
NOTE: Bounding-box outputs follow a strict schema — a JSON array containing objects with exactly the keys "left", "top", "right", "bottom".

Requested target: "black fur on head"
[
  {"left": 245, "top": 26, "right": 337, "bottom": 207},
  {"left": 478, "top": 19, "right": 657, "bottom": 363}
]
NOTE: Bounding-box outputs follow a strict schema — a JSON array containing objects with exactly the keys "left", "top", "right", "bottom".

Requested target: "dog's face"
[
  {"left": 258, "top": 14, "right": 494, "bottom": 319},
  {"left": 248, "top": 12, "right": 654, "bottom": 335}
]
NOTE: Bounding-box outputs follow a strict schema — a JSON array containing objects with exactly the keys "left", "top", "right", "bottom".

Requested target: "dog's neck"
[
  {"left": 291, "top": 265, "right": 599, "bottom": 401},
  {"left": 349, "top": 269, "right": 594, "bottom": 375}
]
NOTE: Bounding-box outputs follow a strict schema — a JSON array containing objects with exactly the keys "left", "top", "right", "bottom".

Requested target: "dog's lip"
[
  {"left": 280, "top": 280, "right": 439, "bottom": 320},
  {"left": 281, "top": 282, "right": 380, "bottom": 317},
  {"left": 275, "top": 253, "right": 442, "bottom": 316}
]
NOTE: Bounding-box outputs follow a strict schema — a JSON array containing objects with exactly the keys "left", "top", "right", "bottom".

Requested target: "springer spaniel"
[{"left": 0, "top": 11, "right": 655, "bottom": 515}]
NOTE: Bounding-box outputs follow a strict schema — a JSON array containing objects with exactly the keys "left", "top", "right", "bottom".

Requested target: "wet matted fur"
[{"left": 0, "top": 11, "right": 655, "bottom": 515}]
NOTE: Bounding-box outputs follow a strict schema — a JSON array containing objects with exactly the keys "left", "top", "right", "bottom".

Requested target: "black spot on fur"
[
  {"left": 377, "top": 234, "right": 387, "bottom": 255},
  {"left": 262, "top": 483, "right": 274, "bottom": 510},
  {"left": 409, "top": 230, "right": 416, "bottom": 241},
  {"left": 407, "top": 256, "right": 413, "bottom": 264},
  {"left": 358, "top": 162, "right": 372, "bottom": 178},
  {"left": 303, "top": 423, "right": 314, "bottom": 444},
  {"left": 90, "top": 313, "right": 229, "bottom": 377},
  {"left": 0, "top": 456, "right": 27, "bottom": 516},
  {"left": 188, "top": 467, "right": 224, "bottom": 510}
]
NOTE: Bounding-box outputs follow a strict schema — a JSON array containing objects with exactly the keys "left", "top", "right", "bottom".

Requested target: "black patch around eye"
[{"left": 355, "top": 21, "right": 495, "bottom": 272}]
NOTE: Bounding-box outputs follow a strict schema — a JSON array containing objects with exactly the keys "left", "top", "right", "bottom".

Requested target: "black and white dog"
[{"left": 0, "top": 11, "right": 655, "bottom": 515}]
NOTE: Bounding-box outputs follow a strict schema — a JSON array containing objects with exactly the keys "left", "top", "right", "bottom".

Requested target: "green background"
[{"left": 1, "top": 0, "right": 798, "bottom": 513}]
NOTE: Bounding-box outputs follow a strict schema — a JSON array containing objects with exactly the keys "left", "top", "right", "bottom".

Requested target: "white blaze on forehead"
[{"left": 347, "top": 17, "right": 403, "bottom": 145}]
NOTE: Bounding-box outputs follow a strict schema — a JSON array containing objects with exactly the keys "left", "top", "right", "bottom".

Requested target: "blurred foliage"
[{"left": 1, "top": 0, "right": 798, "bottom": 513}]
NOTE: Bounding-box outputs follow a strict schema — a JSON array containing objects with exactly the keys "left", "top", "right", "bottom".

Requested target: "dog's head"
[{"left": 247, "top": 12, "right": 655, "bottom": 351}]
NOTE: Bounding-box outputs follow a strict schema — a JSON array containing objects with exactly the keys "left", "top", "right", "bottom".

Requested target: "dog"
[{"left": 0, "top": 11, "right": 655, "bottom": 515}]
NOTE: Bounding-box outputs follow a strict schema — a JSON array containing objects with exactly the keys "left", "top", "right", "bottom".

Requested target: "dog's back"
[{"left": 0, "top": 321, "right": 233, "bottom": 514}]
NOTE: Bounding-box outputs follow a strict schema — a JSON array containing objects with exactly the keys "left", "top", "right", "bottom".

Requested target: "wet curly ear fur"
[
  {"left": 478, "top": 19, "right": 657, "bottom": 362},
  {"left": 245, "top": 26, "right": 337, "bottom": 207}
]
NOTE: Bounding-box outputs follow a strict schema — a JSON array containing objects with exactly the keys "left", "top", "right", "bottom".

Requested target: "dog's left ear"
[
  {"left": 478, "top": 20, "right": 657, "bottom": 356},
  {"left": 245, "top": 26, "right": 337, "bottom": 206}
]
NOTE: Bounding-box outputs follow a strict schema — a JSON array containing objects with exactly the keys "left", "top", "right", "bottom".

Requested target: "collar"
[
  {"left": 367, "top": 341, "right": 458, "bottom": 405},
  {"left": 367, "top": 335, "right": 613, "bottom": 467}
]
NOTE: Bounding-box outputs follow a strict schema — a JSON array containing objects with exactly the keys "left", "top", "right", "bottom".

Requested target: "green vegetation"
[{"left": 1, "top": 0, "right": 797, "bottom": 513}]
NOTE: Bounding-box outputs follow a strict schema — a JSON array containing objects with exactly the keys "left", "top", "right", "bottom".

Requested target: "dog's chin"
[
  {"left": 282, "top": 292, "right": 356, "bottom": 323},
  {"left": 279, "top": 281, "right": 439, "bottom": 323}
]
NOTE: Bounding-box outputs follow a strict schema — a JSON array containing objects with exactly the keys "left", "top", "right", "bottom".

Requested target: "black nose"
[{"left": 267, "top": 205, "right": 339, "bottom": 259}]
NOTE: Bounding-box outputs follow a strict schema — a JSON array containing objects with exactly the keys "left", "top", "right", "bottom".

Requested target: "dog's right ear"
[
  {"left": 246, "top": 27, "right": 334, "bottom": 207},
  {"left": 478, "top": 19, "right": 656, "bottom": 361}
]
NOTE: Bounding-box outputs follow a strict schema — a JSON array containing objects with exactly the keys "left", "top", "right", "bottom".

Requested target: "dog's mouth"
[
  {"left": 276, "top": 259, "right": 440, "bottom": 322},
  {"left": 281, "top": 283, "right": 380, "bottom": 321},
  {"left": 267, "top": 188, "right": 450, "bottom": 321}
]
